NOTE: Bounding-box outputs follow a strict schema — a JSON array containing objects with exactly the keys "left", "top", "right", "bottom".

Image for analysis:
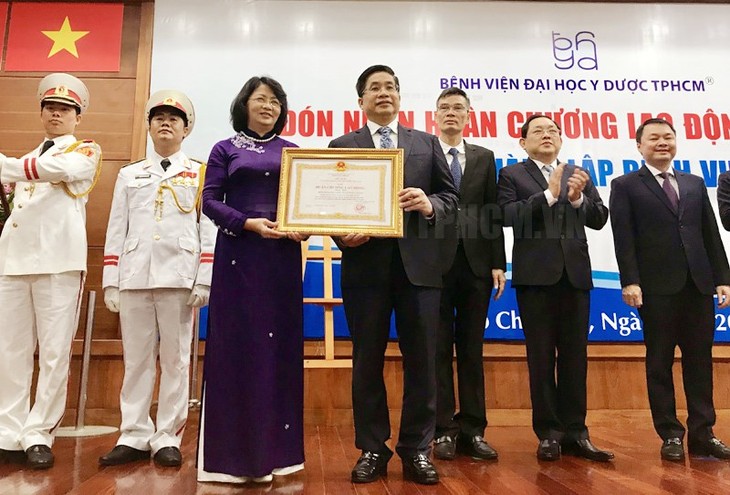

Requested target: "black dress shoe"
[
  {"left": 660, "top": 437, "right": 685, "bottom": 461},
  {"left": 351, "top": 450, "right": 392, "bottom": 483},
  {"left": 689, "top": 437, "right": 730, "bottom": 459},
  {"left": 561, "top": 439, "right": 614, "bottom": 462},
  {"left": 402, "top": 453, "right": 439, "bottom": 485},
  {"left": 0, "top": 448, "right": 26, "bottom": 464},
  {"left": 99, "top": 445, "right": 151, "bottom": 466},
  {"left": 537, "top": 439, "right": 561, "bottom": 461},
  {"left": 26, "top": 444, "right": 54, "bottom": 469},
  {"left": 153, "top": 446, "right": 182, "bottom": 467},
  {"left": 457, "top": 435, "right": 498, "bottom": 460},
  {"left": 433, "top": 435, "right": 456, "bottom": 460}
]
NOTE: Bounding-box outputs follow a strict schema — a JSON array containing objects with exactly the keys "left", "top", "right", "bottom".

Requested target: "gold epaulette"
[{"left": 60, "top": 140, "right": 103, "bottom": 199}]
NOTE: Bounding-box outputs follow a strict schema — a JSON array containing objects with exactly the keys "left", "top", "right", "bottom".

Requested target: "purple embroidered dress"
[{"left": 197, "top": 133, "right": 304, "bottom": 481}]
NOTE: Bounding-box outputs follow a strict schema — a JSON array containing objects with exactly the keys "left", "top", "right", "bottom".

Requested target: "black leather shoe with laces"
[
  {"left": 661, "top": 437, "right": 685, "bottom": 462},
  {"left": 433, "top": 435, "right": 456, "bottom": 460},
  {"left": 561, "top": 439, "right": 614, "bottom": 462},
  {"left": 689, "top": 437, "right": 730, "bottom": 459},
  {"left": 457, "top": 435, "right": 498, "bottom": 460},
  {"left": 26, "top": 445, "right": 54, "bottom": 469},
  {"left": 154, "top": 446, "right": 182, "bottom": 467},
  {"left": 537, "top": 439, "right": 561, "bottom": 461},
  {"left": 402, "top": 453, "right": 439, "bottom": 485},
  {"left": 351, "top": 450, "right": 392, "bottom": 483},
  {"left": 99, "top": 445, "right": 151, "bottom": 466}
]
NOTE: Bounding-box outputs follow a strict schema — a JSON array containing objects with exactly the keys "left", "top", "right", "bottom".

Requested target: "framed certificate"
[{"left": 276, "top": 148, "right": 404, "bottom": 237}]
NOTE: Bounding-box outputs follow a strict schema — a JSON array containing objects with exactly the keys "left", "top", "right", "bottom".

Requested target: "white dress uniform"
[
  {"left": 102, "top": 149, "right": 215, "bottom": 454},
  {"left": 0, "top": 135, "right": 101, "bottom": 451}
]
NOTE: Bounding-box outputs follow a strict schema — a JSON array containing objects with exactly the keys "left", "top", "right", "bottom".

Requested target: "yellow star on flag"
[{"left": 41, "top": 16, "right": 89, "bottom": 58}]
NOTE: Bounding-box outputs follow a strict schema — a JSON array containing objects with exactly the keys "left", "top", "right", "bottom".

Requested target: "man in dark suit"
[
  {"left": 329, "top": 65, "right": 458, "bottom": 485},
  {"left": 431, "top": 87, "right": 505, "bottom": 462},
  {"left": 716, "top": 171, "right": 730, "bottom": 230},
  {"left": 497, "top": 115, "right": 613, "bottom": 462},
  {"left": 611, "top": 117, "right": 730, "bottom": 461}
]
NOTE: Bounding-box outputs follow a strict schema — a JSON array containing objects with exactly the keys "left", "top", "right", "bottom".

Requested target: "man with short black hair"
[
  {"left": 497, "top": 114, "right": 613, "bottom": 463},
  {"left": 433, "top": 87, "right": 505, "bottom": 462},
  {"left": 612, "top": 117, "right": 730, "bottom": 461},
  {"left": 0, "top": 73, "right": 101, "bottom": 469},
  {"left": 330, "top": 65, "right": 458, "bottom": 485},
  {"left": 99, "top": 90, "right": 215, "bottom": 468}
]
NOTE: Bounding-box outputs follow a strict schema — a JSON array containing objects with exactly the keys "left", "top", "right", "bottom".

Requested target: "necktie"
[
  {"left": 660, "top": 172, "right": 679, "bottom": 210},
  {"left": 39, "top": 140, "right": 54, "bottom": 156},
  {"left": 378, "top": 126, "right": 394, "bottom": 149},
  {"left": 543, "top": 164, "right": 554, "bottom": 178},
  {"left": 161, "top": 158, "right": 171, "bottom": 172},
  {"left": 448, "top": 148, "right": 462, "bottom": 190}
]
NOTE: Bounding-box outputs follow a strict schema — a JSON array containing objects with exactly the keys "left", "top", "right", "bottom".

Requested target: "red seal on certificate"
[{"left": 336, "top": 161, "right": 346, "bottom": 171}]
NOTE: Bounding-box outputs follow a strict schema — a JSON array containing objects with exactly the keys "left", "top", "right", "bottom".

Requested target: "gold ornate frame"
[{"left": 277, "top": 148, "right": 404, "bottom": 237}]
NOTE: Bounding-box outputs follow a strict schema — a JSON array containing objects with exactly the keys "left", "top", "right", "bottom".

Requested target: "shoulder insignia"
[
  {"left": 122, "top": 158, "right": 145, "bottom": 168},
  {"left": 190, "top": 158, "right": 206, "bottom": 166},
  {"left": 75, "top": 147, "right": 96, "bottom": 157}
]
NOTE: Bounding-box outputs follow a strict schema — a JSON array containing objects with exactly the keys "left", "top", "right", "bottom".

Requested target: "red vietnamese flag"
[
  {"left": 5, "top": 2, "right": 123, "bottom": 72},
  {"left": 0, "top": 3, "right": 8, "bottom": 63}
]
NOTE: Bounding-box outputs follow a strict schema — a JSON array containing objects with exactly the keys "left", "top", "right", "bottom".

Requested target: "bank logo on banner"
[
  {"left": 4, "top": 2, "right": 123, "bottom": 72},
  {"left": 552, "top": 31, "right": 598, "bottom": 71}
]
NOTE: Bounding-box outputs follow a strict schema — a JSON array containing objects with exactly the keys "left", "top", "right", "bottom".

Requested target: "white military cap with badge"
[
  {"left": 145, "top": 89, "right": 195, "bottom": 133},
  {"left": 37, "top": 72, "right": 90, "bottom": 113}
]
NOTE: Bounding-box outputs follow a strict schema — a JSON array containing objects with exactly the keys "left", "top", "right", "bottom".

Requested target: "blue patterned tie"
[
  {"left": 448, "top": 148, "right": 462, "bottom": 190},
  {"left": 378, "top": 126, "right": 394, "bottom": 149}
]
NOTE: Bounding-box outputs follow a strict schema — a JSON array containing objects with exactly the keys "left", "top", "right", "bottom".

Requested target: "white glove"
[
  {"left": 187, "top": 284, "right": 210, "bottom": 307},
  {"left": 104, "top": 287, "right": 120, "bottom": 313}
]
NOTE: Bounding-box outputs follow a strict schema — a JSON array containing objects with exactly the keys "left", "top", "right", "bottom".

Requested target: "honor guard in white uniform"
[
  {"left": 0, "top": 73, "right": 101, "bottom": 469},
  {"left": 99, "top": 90, "right": 216, "bottom": 468}
]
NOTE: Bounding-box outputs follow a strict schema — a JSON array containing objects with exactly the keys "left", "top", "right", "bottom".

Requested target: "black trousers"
[
  {"left": 515, "top": 275, "right": 590, "bottom": 442},
  {"left": 435, "top": 243, "right": 492, "bottom": 438},
  {"left": 639, "top": 280, "right": 716, "bottom": 445},
  {"left": 343, "top": 247, "right": 440, "bottom": 458}
]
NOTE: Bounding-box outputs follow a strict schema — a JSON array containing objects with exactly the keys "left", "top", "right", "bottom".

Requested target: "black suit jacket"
[
  {"left": 329, "top": 124, "right": 459, "bottom": 288},
  {"left": 715, "top": 170, "right": 730, "bottom": 231},
  {"left": 610, "top": 165, "right": 730, "bottom": 295},
  {"left": 497, "top": 159, "right": 608, "bottom": 290},
  {"left": 442, "top": 141, "right": 506, "bottom": 277}
]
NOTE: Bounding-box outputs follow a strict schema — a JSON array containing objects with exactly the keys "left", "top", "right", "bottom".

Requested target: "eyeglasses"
[
  {"left": 437, "top": 104, "right": 468, "bottom": 113},
  {"left": 364, "top": 84, "right": 399, "bottom": 94},
  {"left": 250, "top": 96, "right": 281, "bottom": 109},
  {"left": 530, "top": 127, "right": 560, "bottom": 137}
]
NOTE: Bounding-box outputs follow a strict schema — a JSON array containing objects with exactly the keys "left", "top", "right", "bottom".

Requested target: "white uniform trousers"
[
  {"left": 0, "top": 271, "right": 84, "bottom": 450},
  {"left": 117, "top": 288, "right": 193, "bottom": 453}
]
